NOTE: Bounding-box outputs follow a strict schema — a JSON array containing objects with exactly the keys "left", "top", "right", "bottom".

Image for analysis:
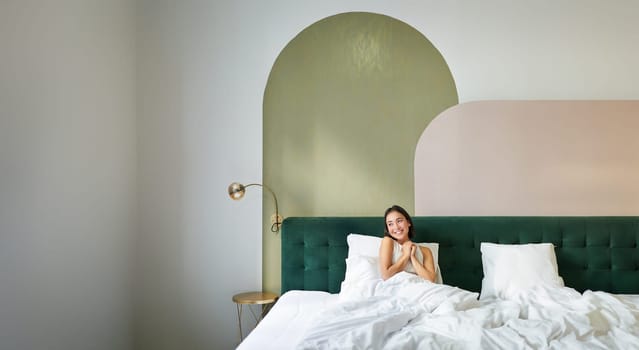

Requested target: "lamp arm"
[{"left": 244, "top": 183, "right": 281, "bottom": 232}]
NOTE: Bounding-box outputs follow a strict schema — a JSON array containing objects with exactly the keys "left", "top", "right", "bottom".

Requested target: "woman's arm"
[
  {"left": 411, "top": 245, "right": 437, "bottom": 282},
  {"left": 379, "top": 236, "right": 410, "bottom": 280}
]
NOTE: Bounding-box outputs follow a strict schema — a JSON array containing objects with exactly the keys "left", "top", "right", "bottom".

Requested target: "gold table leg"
[
  {"left": 236, "top": 303, "right": 244, "bottom": 343},
  {"left": 236, "top": 302, "right": 275, "bottom": 344}
]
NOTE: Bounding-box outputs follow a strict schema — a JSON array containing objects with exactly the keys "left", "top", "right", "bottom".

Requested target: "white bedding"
[
  {"left": 239, "top": 274, "right": 639, "bottom": 349},
  {"left": 236, "top": 290, "right": 338, "bottom": 350}
]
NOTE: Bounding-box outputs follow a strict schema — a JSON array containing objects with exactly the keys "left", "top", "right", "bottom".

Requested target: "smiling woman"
[
  {"left": 380, "top": 205, "right": 437, "bottom": 282},
  {"left": 263, "top": 12, "right": 458, "bottom": 293}
]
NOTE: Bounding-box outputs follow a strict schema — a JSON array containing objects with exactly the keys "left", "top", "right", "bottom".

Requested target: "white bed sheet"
[{"left": 236, "top": 290, "right": 338, "bottom": 350}]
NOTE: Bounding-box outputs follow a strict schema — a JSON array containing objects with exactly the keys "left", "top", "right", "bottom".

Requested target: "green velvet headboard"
[{"left": 281, "top": 216, "right": 639, "bottom": 295}]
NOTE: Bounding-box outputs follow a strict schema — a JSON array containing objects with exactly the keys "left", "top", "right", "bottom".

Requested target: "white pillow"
[
  {"left": 345, "top": 233, "right": 443, "bottom": 284},
  {"left": 346, "top": 233, "right": 383, "bottom": 258},
  {"left": 479, "top": 242, "right": 564, "bottom": 300}
]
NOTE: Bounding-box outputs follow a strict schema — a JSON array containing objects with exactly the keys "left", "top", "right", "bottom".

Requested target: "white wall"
[
  {"left": 135, "top": 2, "right": 265, "bottom": 349},
  {"left": 136, "top": 0, "right": 639, "bottom": 349},
  {"left": 0, "top": 1, "right": 136, "bottom": 350}
]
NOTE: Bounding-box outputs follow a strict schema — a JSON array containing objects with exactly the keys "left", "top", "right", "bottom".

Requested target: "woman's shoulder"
[
  {"left": 380, "top": 236, "right": 396, "bottom": 247},
  {"left": 379, "top": 236, "right": 395, "bottom": 256}
]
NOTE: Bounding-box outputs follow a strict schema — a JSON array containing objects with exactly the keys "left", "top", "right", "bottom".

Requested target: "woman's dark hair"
[{"left": 383, "top": 205, "right": 414, "bottom": 240}]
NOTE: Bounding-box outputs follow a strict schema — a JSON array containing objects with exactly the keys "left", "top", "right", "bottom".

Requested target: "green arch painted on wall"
[{"left": 263, "top": 12, "right": 458, "bottom": 293}]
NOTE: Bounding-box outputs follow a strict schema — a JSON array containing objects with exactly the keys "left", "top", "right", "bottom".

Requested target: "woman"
[{"left": 379, "top": 205, "right": 437, "bottom": 282}]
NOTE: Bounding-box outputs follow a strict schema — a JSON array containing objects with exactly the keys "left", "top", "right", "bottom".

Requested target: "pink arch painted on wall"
[{"left": 414, "top": 100, "right": 639, "bottom": 215}]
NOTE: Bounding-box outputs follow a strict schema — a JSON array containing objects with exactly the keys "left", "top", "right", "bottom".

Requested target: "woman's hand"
[
  {"left": 409, "top": 244, "right": 420, "bottom": 265},
  {"left": 401, "top": 241, "right": 413, "bottom": 258},
  {"left": 380, "top": 236, "right": 411, "bottom": 280}
]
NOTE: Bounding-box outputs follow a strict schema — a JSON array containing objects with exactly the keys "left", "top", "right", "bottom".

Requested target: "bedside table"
[{"left": 232, "top": 291, "right": 279, "bottom": 342}]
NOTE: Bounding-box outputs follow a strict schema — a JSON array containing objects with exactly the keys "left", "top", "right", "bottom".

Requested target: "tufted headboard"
[{"left": 281, "top": 216, "right": 639, "bottom": 295}]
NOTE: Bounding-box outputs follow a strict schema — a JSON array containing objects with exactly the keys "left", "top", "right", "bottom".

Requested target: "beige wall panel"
[{"left": 415, "top": 101, "right": 639, "bottom": 215}]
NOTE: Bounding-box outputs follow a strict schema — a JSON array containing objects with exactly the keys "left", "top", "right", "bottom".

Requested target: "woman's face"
[{"left": 386, "top": 210, "right": 411, "bottom": 243}]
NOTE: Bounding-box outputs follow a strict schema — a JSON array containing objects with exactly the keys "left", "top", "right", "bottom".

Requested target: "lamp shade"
[{"left": 228, "top": 182, "right": 246, "bottom": 200}]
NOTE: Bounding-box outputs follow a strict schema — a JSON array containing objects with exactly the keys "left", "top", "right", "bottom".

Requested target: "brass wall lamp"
[{"left": 227, "top": 182, "right": 282, "bottom": 233}]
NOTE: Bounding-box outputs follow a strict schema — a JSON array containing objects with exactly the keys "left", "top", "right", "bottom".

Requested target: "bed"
[{"left": 238, "top": 216, "right": 639, "bottom": 349}]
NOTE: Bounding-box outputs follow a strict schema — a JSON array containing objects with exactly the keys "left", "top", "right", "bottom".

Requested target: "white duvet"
[{"left": 296, "top": 272, "right": 639, "bottom": 349}]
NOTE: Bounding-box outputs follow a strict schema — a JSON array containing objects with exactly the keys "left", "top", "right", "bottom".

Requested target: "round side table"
[{"left": 232, "top": 291, "right": 279, "bottom": 343}]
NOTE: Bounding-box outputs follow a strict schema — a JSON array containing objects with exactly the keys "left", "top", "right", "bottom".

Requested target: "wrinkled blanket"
[{"left": 297, "top": 273, "right": 639, "bottom": 349}]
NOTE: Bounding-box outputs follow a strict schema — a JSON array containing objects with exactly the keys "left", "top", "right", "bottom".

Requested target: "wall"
[
  {"left": 263, "top": 12, "right": 457, "bottom": 293},
  {"left": 136, "top": 1, "right": 639, "bottom": 349},
  {"left": 0, "top": 1, "right": 136, "bottom": 349},
  {"left": 415, "top": 101, "right": 639, "bottom": 215},
  {"left": 135, "top": 2, "right": 265, "bottom": 349},
  {"left": 3, "top": 1, "right": 633, "bottom": 350}
]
